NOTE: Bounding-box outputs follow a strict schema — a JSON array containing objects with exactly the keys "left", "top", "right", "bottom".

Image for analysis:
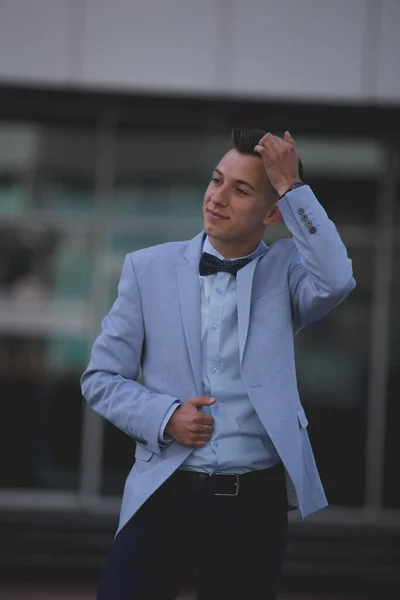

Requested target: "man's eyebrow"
[{"left": 213, "top": 168, "right": 256, "bottom": 192}]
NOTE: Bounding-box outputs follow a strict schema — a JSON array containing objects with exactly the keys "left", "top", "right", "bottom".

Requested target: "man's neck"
[{"left": 207, "top": 237, "right": 261, "bottom": 259}]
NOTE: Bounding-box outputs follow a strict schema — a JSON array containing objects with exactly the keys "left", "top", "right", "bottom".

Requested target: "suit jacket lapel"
[
  {"left": 237, "top": 249, "right": 266, "bottom": 364},
  {"left": 177, "top": 232, "right": 204, "bottom": 396}
]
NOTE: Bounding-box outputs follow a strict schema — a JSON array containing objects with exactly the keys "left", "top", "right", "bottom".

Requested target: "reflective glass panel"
[{"left": 295, "top": 248, "right": 373, "bottom": 506}]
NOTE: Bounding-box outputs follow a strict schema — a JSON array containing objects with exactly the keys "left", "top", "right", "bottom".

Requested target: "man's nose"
[{"left": 211, "top": 187, "right": 228, "bottom": 205}]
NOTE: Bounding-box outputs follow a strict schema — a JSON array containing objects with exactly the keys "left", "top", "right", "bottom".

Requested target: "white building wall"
[
  {"left": 0, "top": 0, "right": 399, "bottom": 103},
  {"left": 376, "top": 0, "right": 400, "bottom": 102},
  {"left": 0, "top": 0, "right": 77, "bottom": 83},
  {"left": 228, "top": 0, "right": 367, "bottom": 101}
]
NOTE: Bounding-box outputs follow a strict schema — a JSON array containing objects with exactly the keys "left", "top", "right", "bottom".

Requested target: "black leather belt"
[{"left": 174, "top": 462, "right": 284, "bottom": 497}]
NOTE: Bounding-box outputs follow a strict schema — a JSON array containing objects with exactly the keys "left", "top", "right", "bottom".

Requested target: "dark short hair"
[{"left": 231, "top": 127, "right": 304, "bottom": 180}]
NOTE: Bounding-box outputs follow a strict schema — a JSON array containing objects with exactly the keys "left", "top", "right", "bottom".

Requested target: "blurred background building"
[{"left": 0, "top": 0, "right": 399, "bottom": 597}]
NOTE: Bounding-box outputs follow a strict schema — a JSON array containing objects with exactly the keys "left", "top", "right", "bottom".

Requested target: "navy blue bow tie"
[{"left": 199, "top": 252, "right": 252, "bottom": 277}]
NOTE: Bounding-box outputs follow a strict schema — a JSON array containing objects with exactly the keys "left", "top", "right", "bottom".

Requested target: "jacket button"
[
  {"left": 305, "top": 220, "right": 312, "bottom": 228},
  {"left": 301, "top": 214, "right": 308, "bottom": 222},
  {"left": 309, "top": 226, "right": 317, "bottom": 234},
  {"left": 297, "top": 208, "right": 305, "bottom": 215}
]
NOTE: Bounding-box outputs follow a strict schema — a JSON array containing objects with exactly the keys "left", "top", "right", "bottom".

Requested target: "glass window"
[
  {"left": 0, "top": 222, "right": 95, "bottom": 490},
  {"left": 111, "top": 131, "right": 226, "bottom": 220},
  {"left": 296, "top": 137, "right": 384, "bottom": 227},
  {"left": 101, "top": 421, "right": 135, "bottom": 496},
  {"left": 0, "top": 223, "right": 93, "bottom": 307},
  {"left": 304, "top": 176, "right": 378, "bottom": 227},
  {"left": 0, "top": 122, "right": 96, "bottom": 215},
  {"left": 2, "top": 92, "right": 397, "bottom": 527},
  {"left": 0, "top": 333, "right": 85, "bottom": 490},
  {"left": 295, "top": 247, "right": 373, "bottom": 507},
  {"left": 384, "top": 245, "right": 400, "bottom": 508},
  {"left": 0, "top": 119, "right": 98, "bottom": 492},
  {"left": 381, "top": 165, "right": 399, "bottom": 509}
]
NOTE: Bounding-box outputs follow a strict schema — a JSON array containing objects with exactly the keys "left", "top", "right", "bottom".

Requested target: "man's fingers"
[
  {"left": 258, "top": 134, "right": 283, "bottom": 155},
  {"left": 190, "top": 441, "right": 209, "bottom": 448},
  {"left": 194, "top": 421, "right": 214, "bottom": 429},
  {"left": 257, "top": 131, "right": 296, "bottom": 151},
  {"left": 256, "top": 133, "right": 275, "bottom": 154},
  {"left": 254, "top": 144, "right": 265, "bottom": 154},
  {"left": 284, "top": 130, "right": 295, "bottom": 146},
  {"left": 254, "top": 144, "right": 275, "bottom": 166},
  {"left": 254, "top": 144, "right": 271, "bottom": 158},
  {"left": 255, "top": 140, "right": 279, "bottom": 161},
  {"left": 187, "top": 395, "right": 215, "bottom": 408},
  {"left": 258, "top": 132, "right": 281, "bottom": 145},
  {"left": 258, "top": 132, "right": 271, "bottom": 146},
  {"left": 259, "top": 131, "right": 294, "bottom": 144},
  {"left": 183, "top": 432, "right": 212, "bottom": 446},
  {"left": 196, "top": 432, "right": 213, "bottom": 441},
  {"left": 190, "top": 437, "right": 213, "bottom": 447},
  {"left": 191, "top": 423, "right": 213, "bottom": 434},
  {"left": 193, "top": 411, "right": 214, "bottom": 425}
]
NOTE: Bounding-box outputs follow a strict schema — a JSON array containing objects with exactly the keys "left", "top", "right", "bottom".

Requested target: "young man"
[{"left": 81, "top": 128, "right": 355, "bottom": 600}]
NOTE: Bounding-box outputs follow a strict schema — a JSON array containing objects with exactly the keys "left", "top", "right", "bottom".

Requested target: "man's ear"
[{"left": 263, "top": 204, "right": 281, "bottom": 226}]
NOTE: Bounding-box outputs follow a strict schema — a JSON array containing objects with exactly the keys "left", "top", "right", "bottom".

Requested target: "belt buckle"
[{"left": 212, "top": 473, "right": 240, "bottom": 497}]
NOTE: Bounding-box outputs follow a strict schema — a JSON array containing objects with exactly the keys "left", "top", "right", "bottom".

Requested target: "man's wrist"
[
  {"left": 159, "top": 401, "right": 181, "bottom": 444},
  {"left": 277, "top": 180, "right": 304, "bottom": 199}
]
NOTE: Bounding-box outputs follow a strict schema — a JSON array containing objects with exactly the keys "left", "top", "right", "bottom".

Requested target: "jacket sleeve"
[
  {"left": 277, "top": 185, "right": 356, "bottom": 334},
  {"left": 80, "top": 253, "right": 179, "bottom": 455}
]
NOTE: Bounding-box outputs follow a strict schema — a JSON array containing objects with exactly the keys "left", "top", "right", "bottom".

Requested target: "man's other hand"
[
  {"left": 165, "top": 396, "right": 215, "bottom": 447},
  {"left": 254, "top": 131, "right": 301, "bottom": 198}
]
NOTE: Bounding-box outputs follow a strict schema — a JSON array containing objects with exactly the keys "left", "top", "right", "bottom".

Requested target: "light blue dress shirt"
[{"left": 159, "top": 236, "right": 280, "bottom": 474}]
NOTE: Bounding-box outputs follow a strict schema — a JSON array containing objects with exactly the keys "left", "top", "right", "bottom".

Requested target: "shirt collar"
[{"left": 202, "top": 235, "right": 265, "bottom": 262}]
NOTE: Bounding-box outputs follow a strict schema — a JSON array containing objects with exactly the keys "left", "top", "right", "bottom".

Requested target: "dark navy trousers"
[{"left": 97, "top": 464, "right": 288, "bottom": 600}]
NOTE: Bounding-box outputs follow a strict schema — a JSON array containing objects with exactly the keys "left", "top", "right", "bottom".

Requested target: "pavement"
[{"left": 0, "top": 586, "right": 373, "bottom": 600}]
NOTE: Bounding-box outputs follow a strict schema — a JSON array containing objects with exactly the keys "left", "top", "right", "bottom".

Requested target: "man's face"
[{"left": 203, "top": 149, "right": 278, "bottom": 255}]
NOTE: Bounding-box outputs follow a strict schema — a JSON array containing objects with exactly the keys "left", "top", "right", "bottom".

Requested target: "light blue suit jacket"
[{"left": 81, "top": 185, "right": 355, "bottom": 534}]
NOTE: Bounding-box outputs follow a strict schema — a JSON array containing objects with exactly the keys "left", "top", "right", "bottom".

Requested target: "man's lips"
[{"left": 207, "top": 209, "right": 229, "bottom": 220}]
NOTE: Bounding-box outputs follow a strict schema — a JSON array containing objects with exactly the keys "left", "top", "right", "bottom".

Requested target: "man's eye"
[
  {"left": 237, "top": 188, "right": 248, "bottom": 195},
  {"left": 212, "top": 177, "right": 221, "bottom": 184}
]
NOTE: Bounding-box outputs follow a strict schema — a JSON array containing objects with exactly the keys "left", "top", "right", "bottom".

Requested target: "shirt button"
[
  {"left": 211, "top": 366, "right": 218, "bottom": 373},
  {"left": 216, "top": 288, "right": 221, "bottom": 294},
  {"left": 211, "top": 324, "right": 219, "bottom": 330}
]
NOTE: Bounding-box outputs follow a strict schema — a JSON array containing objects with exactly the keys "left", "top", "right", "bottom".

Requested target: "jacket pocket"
[
  {"left": 297, "top": 406, "right": 309, "bottom": 429},
  {"left": 135, "top": 443, "right": 154, "bottom": 462}
]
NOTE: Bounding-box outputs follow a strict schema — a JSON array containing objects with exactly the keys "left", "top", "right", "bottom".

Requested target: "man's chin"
[
  {"left": 205, "top": 230, "right": 227, "bottom": 243},
  {"left": 203, "top": 222, "right": 212, "bottom": 235},
  {"left": 204, "top": 221, "right": 223, "bottom": 236},
  {"left": 204, "top": 223, "right": 216, "bottom": 236}
]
